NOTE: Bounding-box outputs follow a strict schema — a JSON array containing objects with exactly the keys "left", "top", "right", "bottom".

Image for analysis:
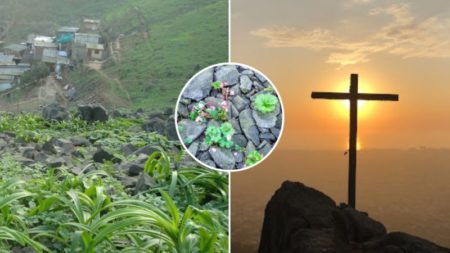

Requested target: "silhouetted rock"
[{"left": 259, "top": 181, "right": 450, "bottom": 253}]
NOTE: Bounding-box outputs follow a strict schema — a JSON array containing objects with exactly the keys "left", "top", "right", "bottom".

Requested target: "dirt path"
[{"left": 86, "top": 59, "right": 131, "bottom": 102}]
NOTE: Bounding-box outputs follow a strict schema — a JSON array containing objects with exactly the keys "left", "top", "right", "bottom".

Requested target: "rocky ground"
[
  {"left": 259, "top": 181, "right": 450, "bottom": 253},
  {"left": 1, "top": 103, "right": 187, "bottom": 193},
  {"left": 177, "top": 64, "right": 283, "bottom": 170}
]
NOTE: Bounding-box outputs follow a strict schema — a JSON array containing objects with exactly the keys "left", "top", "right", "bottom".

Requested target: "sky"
[{"left": 231, "top": 0, "right": 450, "bottom": 150}]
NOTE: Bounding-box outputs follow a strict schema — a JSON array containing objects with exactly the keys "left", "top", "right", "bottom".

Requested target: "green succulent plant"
[
  {"left": 211, "top": 81, "right": 222, "bottom": 90},
  {"left": 245, "top": 150, "right": 263, "bottom": 166},
  {"left": 205, "top": 123, "right": 235, "bottom": 149},
  {"left": 253, "top": 93, "right": 279, "bottom": 114}
]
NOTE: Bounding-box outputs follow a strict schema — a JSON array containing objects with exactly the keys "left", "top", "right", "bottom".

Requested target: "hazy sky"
[{"left": 231, "top": 0, "right": 450, "bottom": 149}]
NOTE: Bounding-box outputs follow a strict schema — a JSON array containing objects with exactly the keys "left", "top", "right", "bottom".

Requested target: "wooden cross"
[{"left": 311, "top": 74, "right": 399, "bottom": 208}]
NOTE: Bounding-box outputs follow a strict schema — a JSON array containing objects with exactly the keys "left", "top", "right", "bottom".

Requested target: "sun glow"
[
  {"left": 346, "top": 140, "right": 362, "bottom": 151},
  {"left": 333, "top": 81, "right": 374, "bottom": 119}
]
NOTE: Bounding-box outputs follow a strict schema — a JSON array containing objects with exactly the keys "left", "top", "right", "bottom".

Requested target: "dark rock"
[
  {"left": 34, "top": 152, "right": 48, "bottom": 163},
  {"left": 259, "top": 132, "right": 276, "bottom": 142},
  {"left": 183, "top": 67, "right": 213, "bottom": 101},
  {"left": 232, "top": 95, "right": 249, "bottom": 111},
  {"left": 122, "top": 163, "right": 144, "bottom": 177},
  {"left": 164, "top": 119, "right": 178, "bottom": 140},
  {"left": 259, "top": 181, "right": 450, "bottom": 253},
  {"left": 42, "top": 141, "right": 57, "bottom": 154},
  {"left": 77, "top": 104, "right": 108, "bottom": 123},
  {"left": 232, "top": 134, "right": 248, "bottom": 148},
  {"left": 21, "top": 147, "right": 35, "bottom": 159},
  {"left": 118, "top": 176, "right": 138, "bottom": 188},
  {"left": 270, "top": 127, "right": 281, "bottom": 138},
  {"left": 142, "top": 118, "right": 165, "bottom": 133},
  {"left": 203, "top": 159, "right": 217, "bottom": 168},
  {"left": 133, "top": 145, "right": 158, "bottom": 156},
  {"left": 188, "top": 142, "right": 199, "bottom": 156},
  {"left": 54, "top": 138, "right": 74, "bottom": 154},
  {"left": 42, "top": 103, "right": 69, "bottom": 121},
  {"left": 253, "top": 109, "right": 278, "bottom": 129},
  {"left": 70, "top": 137, "right": 90, "bottom": 147},
  {"left": 163, "top": 107, "right": 174, "bottom": 115},
  {"left": 93, "top": 148, "right": 121, "bottom": 163},
  {"left": 258, "top": 143, "right": 273, "bottom": 156},
  {"left": 121, "top": 143, "right": 137, "bottom": 155},
  {"left": 45, "top": 157, "right": 66, "bottom": 168},
  {"left": 135, "top": 173, "right": 157, "bottom": 192}
]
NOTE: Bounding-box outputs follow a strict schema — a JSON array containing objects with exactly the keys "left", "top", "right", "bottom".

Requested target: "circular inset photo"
[{"left": 175, "top": 63, "right": 284, "bottom": 171}]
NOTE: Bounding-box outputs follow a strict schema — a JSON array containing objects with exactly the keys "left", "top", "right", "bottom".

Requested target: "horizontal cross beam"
[{"left": 311, "top": 92, "right": 399, "bottom": 101}]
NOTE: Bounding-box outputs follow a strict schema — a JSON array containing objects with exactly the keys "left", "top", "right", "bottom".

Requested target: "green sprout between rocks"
[
  {"left": 245, "top": 150, "right": 263, "bottom": 166},
  {"left": 205, "top": 122, "right": 235, "bottom": 149},
  {"left": 253, "top": 93, "right": 279, "bottom": 114},
  {"left": 211, "top": 81, "right": 222, "bottom": 90}
]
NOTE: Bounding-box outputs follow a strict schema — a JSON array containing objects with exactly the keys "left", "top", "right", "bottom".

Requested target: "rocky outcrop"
[
  {"left": 259, "top": 181, "right": 450, "bottom": 253},
  {"left": 77, "top": 104, "right": 109, "bottom": 122},
  {"left": 42, "top": 103, "right": 69, "bottom": 121}
]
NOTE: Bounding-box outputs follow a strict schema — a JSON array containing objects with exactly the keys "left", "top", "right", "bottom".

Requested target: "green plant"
[
  {"left": 245, "top": 151, "right": 263, "bottom": 166},
  {"left": 211, "top": 81, "right": 222, "bottom": 90},
  {"left": 204, "top": 123, "right": 235, "bottom": 149},
  {"left": 253, "top": 93, "right": 279, "bottom": 114}
]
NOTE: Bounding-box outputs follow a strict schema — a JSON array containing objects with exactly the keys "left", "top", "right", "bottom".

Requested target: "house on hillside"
[
  {"left": 3, "top": 44, "right": 27, "bottom": 58},
  {"left": 72, "top": 33, "right": 104, "bottom": 61},
  {"left": 0, "top": 61, "right": 30, "bottom": 91},
  {"left": 83, "top": 19, "right": 101, "bottom": 32},
  {"left": 32, "top": 36, "right": 57, "bottom": 61}
]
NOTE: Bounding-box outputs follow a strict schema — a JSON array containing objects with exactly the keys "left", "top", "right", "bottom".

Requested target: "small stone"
[
  {"left": 93, "top": 148, "right": 121, "bottom": 163},
  {"left": 271, "top": 128, "right": 281, "bottom": 138},
  {"left": 232, "top": 134, "right": 248, "bottom": 148},
  {"left": 46, "top": 157, "right": 65, "bottom": 168},
  {"left": 183, "top": 68, "right": 213, "bottom": 101},
  {"left": 178, "top": 120, "right": 206, "bottom": 144},
  {"left": 239, "top": 75, "right": 253, "bottom": 93},
  {"left": 209, "top": 147, "right": 235, "bottom": 170},
  {"left": 255, "top": 72, "right": 267, "bottom": 83},
  {"left": 214, "top": 65, "right": 240, "bottom": 86},
  {"left": 135, "top": 173, "right": 157, "bottom": 192},
  {"left": 260, "top": 132, "right": 276, "bottom": 142},
  {"left": 188, "top": 142, "right": 199, "bottom": 156},
  {"left": 232, "top": 95, "right": 249, "bottom": 111},
  {"left": 42, "top": 141, "right": 56, "bottom": 154},
  {"left": 70, "top": 137, "right": 90, "bottom": 147},
  {"left": 252, "top": 110, "right": 278, "bottom": 129},
  {"left": 133, "top": 145, "right": 158, "bottom": 156},
  {"left": 121, "top": 143, "right": 137, "bottom": 155}
]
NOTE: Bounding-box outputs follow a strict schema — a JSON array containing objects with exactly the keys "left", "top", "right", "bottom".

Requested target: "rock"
[
  {"left": 229, "top": 119, "right": 242, "bottom": 134},
  {"left": 183, "top": 67, "right": 213, "bottom": 101},
  {"left": 239, "top": 109, "right": 260, "bottom": 146},
  {"left": 232, "top": 134, "right": 248, "bottom": 148},
  {"left": 93, "top": 148, "right": 121, "bottom": 163},
  {"left": 232, "top": 95, "right": 249, "bottom": 111},
  {"left": 198, "top": 151, "right": 212, "bottom": 162},
  {"left": 252, "top": 110, "right": 278, "bottom": 129},
  {"left": 270, "top": 127, "right": 281, "bottom": 138},
  {"left": 239, "top": 75, "right": 253, "bottom": 93},
  {"left": 118, "top": 176, "right": 138, "bottom": 188},
  {"left": 133, "top": 145, "right": 158, "bottom": 156},
  {"left": 209, "top": 147, "right": 235, "bottom": 170},
  {"left": 11, "top": 246, "right": 36, "bottom": 253},
  {"left": 259, "top": 181, "right": 450, "bottom": 253},
  {"left": 45, "top": 157, "right": 66, "bottom": 168},
  {"left": 77, "top": 104, "right": 108, "bottom": 122},
  {"left": 258, "top": 143, "right": 273, "bottom": 156},
  {"left": 122, "top": 163, "right": 144, "bottom": 177},
  {"left": 363, "top": 232, "right": 450, "bottom": 253},
  {"left": 259, "top": 181, "right": 340, "bottom": 253},
  {"left": 259, "top": 132, "right": 276, "bottom": 142},
  {"left": 163, "top": 107, "right": 174, "bottom": 115},
  {"left": 42, "top": 103, "right": 69, "bottom": 121},
  {"left": 142, "top": 118, "right": 166, "bottom": 133},
  {"left": 121, "top": 143, "right": 137, "bottom": 155},
  {"left": 54, "top": 138, "right": 74, "bottom": 154},
  {"left": 203, "top": 159, "right": 217, "bottom": 168},
  {"left": 135, "top": 173, "right": 157, "bottom": 192},
  {"left": 70, "top": 137, "right": 90, "bottom": 147},
  {"left": 188, "top": 142, "right": 199, "bottom": 156},
  {"left": 340, "top": 206, "right": 386, "bottom": 242},
  {"left": 34, "top": 152, "right": 48, "bottom": 163},
  {"left": 21, "top": 147, "right": 35, "bottom": 160},
  {"left": 177, "top": 120, "right": 206, "bottom": 144},
  {"left": 42, "top": 141, "right": 57, "bottom": 154},
  {"left": 233, "top": 151, "right": 244, "bottom": 163},
  {"left": 177, "top": 104, "right": 189, "bottom": 118},
  {"left": 241, "top": 69, "right": 254, "bottom": 76},
  {"left": 164, "top": 119, "right": 178, "bottom": 140},
  {"left": 246, "top": 141, "right": 256, "bottom": 154},
  {"left": 255, "top": 72, "right": 267, "bottom": 83},
  {"left": 214, "top": 65, "right": 240, "bottom": 86}
]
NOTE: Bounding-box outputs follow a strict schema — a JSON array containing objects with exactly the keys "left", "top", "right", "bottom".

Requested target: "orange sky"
[{"left": 231, "top": 0, "right": 450, "bottom": 150}]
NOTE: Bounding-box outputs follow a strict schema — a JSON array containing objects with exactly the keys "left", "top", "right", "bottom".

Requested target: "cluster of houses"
[{"left": 0, "top": 19, "right": 105, "bottom": 92}]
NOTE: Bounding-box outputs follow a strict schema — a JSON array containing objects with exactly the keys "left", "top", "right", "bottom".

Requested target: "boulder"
[
  {"left": 93, "top": 148, "right": 121, "bottom": 163},
  {"left": 209, "top": 147, "right": 235, "bottom": 170},
  {"left": 42, "top": 103, "right": 69, "bottom": 121},
  {"left": 77, "top": 104, "right": 108, "bottom": 123},
  {"left": 214, "top": 65, "right": 240, "bottom": 86}
]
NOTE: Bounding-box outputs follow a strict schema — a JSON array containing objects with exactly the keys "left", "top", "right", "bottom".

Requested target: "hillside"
[
  {"left": 0, "top": 107, "right": 228, "bottom": 252},
  {"left": 0, "top": 0, "right": 228, "bottom": 111}
]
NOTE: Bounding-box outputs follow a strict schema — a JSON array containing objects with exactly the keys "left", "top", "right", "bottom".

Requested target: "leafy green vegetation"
[
  {"left": 253, "top": 94, "right": 279, "bottom": 114},
  {"left": 245, "top": 151, "right": 263, "bottom": 166},
  {"left": 0, "top": 113, "right": 228, "bottom": 252},
  {"left": 205, "top": 123, "right": 235, "bottom": 149}
]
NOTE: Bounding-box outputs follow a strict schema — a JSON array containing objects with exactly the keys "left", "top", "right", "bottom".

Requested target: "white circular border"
[{"left": 175, "top": 62, "right": 285, "bottom": 173}]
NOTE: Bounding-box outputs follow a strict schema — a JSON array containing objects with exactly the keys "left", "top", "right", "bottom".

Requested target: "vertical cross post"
[
  {"left": 348, "top": 74, "right": 358, "bottom": 208},
  {"left": 311, "top": 74, "right": 398, "bottom": 208}
]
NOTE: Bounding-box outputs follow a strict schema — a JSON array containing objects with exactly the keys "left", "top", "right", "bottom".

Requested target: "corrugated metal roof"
[
  {"left": 4, "top": 44, "right": 27, "bottom": 52},
  {"left": 74, "top": 33, "right": 101, "bottom": 45},
  {"left": 58, "top": 26, "right": 80, "bottom": 33},
  {"left": 42, "top": 48, "right": 70, "bottom": 64},
  {"left": 0, "top": 66, "right": 30, "bottom": 76},
  {"left": 86, "top": 43, "right": 104, "bottom": 50},
  {"left": 0, "top": 54, "right": 15, "bottom": 65}
]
